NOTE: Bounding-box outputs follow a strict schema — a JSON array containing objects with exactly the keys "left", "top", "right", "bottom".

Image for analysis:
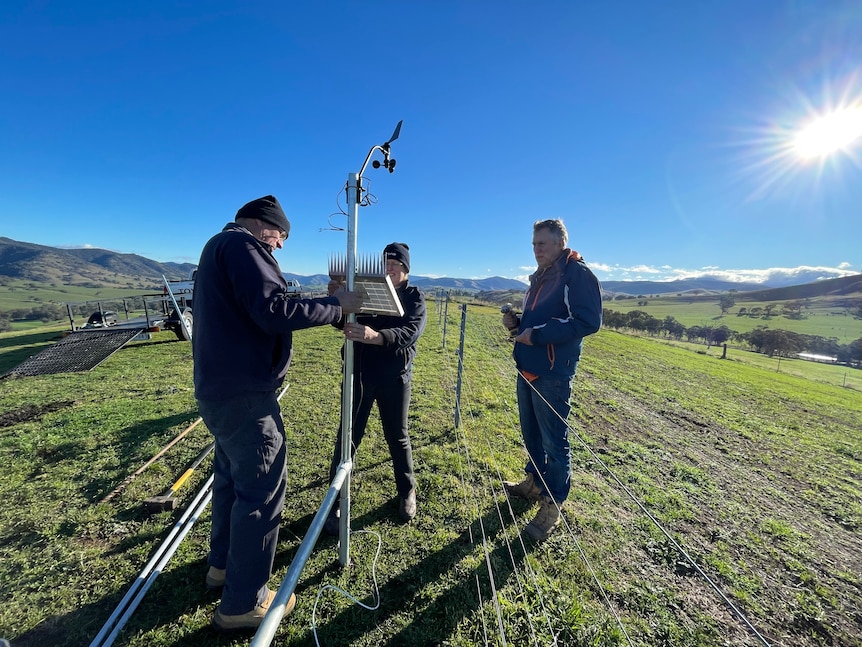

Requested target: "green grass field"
[
  {"left": 0, "top": 303, "right": 859, "bottom": 646},
  {"left": 0, "top": 278, "right": 156, "bottom": 311},
  {"left": 605, "top": 296, "right": 862, "bottom": 342}
]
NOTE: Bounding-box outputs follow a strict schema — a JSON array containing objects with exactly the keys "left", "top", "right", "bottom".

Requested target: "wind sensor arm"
[{"left": 359, "top": 120, "right": 402, "bottom": 176}]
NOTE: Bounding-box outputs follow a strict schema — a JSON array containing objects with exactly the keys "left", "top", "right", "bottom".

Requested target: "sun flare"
[{"left": 794, "top": 107, "right": 862, "bottom": 158}]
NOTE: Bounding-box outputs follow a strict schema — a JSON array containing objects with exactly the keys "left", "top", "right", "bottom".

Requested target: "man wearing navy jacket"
[
  {"left": 193, "top": 195, "right": 363, "bottom": 631},
  {"left": 502, "top": 219, "right": 602, "bottom": 541}
]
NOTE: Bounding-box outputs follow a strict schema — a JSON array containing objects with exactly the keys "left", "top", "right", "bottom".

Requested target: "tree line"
[{"left": 602, "top": 309, "right": 862, "bottom": 367}]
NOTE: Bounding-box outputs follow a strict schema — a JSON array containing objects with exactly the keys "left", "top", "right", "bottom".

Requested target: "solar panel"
[{"left": 329, "top": 254, "right": 404, "bottom": 317}]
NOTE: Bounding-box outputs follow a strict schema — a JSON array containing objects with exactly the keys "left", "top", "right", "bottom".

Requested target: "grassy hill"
[
  {"left": 0, "top": 237, "right": 195, "bottom": 289},
  {"left": 0, "top": 303, "right": 859, "bottom": 646}
]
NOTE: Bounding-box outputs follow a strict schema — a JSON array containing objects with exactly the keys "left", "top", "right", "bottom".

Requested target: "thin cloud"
[{"left": 592, "top": 262, "right": 859, "bottom": 284}]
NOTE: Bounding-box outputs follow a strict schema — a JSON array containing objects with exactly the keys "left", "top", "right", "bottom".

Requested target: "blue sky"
[{"left": 1, "top": 1, "right": 860, "bottom": 285}]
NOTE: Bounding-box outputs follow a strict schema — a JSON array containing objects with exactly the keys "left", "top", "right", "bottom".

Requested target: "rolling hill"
[
  {"left": 1, "top": 236, "right": 860, "bottom": 303},
  {"left": 0, "top": 237, "right": 196, "bottom": 289}
]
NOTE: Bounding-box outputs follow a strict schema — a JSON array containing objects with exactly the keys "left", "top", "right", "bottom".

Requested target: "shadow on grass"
[
  {"left": 80, "top": 410, "right": 203, "bottom": 504},
  {"left": 283, "top": 499, "right": 535, "bottom": 646},
  {"left": 9, "top": 499, "right": 534, "bottom": 647},
  {"left": 11, "top": 555, "right": 237, "bottom": 647},
  {"left": 0, "top": 330, "right": 66, "bottom": 351}
]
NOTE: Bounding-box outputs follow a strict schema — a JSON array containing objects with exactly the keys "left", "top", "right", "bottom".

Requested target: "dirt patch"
[{"left": 0, "top": 400, "right": 76, "bottom": 428}]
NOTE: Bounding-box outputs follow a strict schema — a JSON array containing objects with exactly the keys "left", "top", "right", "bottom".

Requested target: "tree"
[
  {"left": 718, "top": 294, "right": 736, "bottom": 315},
  {"left": 662, "top": 316, "right": 685, "bottom": 339},
  {"left": 711, "top": 325, "right": 732, "bottom": 346},
  {"left": 782, "top": 300, "right": 805, "bottom": 319}
]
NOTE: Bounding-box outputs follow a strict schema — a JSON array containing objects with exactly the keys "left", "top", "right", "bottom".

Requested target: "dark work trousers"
[
  {"left": 329, "top": 373, "right": 416, "bottom": 501},
  {"left": 198, "top": 391, "right": 286, "bottom": 615}
]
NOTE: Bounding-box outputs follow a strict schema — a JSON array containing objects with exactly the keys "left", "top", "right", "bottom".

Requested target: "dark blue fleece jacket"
[
  {"left": 513, "top": 249, "right": 602, "bottom": 379},
  {"left": 193, "top": 223, "right": 344, "bottom": 400}
]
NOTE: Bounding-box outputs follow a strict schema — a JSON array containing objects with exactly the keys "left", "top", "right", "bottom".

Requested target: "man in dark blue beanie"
[{"left": 193, "top": 195, "right": 364, "bottom": 631}]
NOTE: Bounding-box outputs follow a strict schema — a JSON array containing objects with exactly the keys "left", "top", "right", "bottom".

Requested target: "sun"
[{"left": 794, "top": 106, "right": 862, "bottom": 159}]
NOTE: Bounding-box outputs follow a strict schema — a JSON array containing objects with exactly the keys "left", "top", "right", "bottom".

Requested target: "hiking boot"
[
  {"left": 503, "top": 473, "right": 541, "bottom": 503},
  {"left": 205, "top": 566, "right": 226, "bottom": 590},
  {"left": 212, "top": 588, "right": 296, "bottom": 631},
  {"left": 524, "top": 495, "right": 561, "bottom": 541},
  {"left": 398, "top": 489, "right": 417, "bottom": 521},
  {"left": 323, "top": 506, "right": 340, "bottom": 536}
]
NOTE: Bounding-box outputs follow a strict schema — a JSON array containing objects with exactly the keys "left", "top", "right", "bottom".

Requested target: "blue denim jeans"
[
  {"left": 198, "top": 391, "right": 286, "bottom": 615},
  {"left": 516, "top": 373, "right": 574, "bottom": 503}
]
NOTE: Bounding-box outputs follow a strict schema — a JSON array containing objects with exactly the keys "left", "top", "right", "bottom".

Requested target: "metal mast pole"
[{"left": 338, "top": 171, "right": 361, "bottom": 566}]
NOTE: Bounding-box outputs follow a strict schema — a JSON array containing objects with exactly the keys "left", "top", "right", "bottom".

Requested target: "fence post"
[
  {"left": 454, "top": 304, "right": 467, "bottom": 429},
  {"left": 442, "top": 292, "right": 450, "bottom": 348}
]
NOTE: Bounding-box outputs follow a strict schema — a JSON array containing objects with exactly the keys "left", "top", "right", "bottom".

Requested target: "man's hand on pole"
[{"left": 334, "top": 286, "right": 364, "bottom": 314}]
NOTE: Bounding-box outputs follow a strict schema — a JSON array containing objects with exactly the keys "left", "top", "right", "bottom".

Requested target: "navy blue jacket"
[
  {"left": 513, "top": 250, "right": 602, "bottom": 379},
  {"left": 193, "top": 223, "right": 344, "bottom": 400}
]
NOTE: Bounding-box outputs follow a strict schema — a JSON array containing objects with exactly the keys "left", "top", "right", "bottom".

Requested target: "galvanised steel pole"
[
  {"left": 454, "top": 304, "right": 467, "bottom": 429},
  {"left": 249, "top": 461, "right": 352, "bottom": 647},
  {"left": 338, "top": 171, "right": 361, "bottom": 566}
]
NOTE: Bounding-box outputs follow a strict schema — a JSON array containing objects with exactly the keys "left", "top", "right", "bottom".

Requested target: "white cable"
[{"left": 311, "top": 529, "right": 383, "bottom": 647}]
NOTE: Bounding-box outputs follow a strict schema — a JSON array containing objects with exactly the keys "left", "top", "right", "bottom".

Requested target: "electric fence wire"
[
  {"left": 469, "top": 309, "right": 635, "bottom": 646},
  {"left": 452, "top": 406, "right": 509, "bottom": 647},
  {"left": 448, "top": 364, "right": 544, "bottom": 645},
  {"left": 437, "top": 315, "right": 493, "bottom": 645},
  {"left": 470, "top": 307, "right": 772, "bottom": 647},
  {"left": 444, "top": 304, "right": 566, "bottom": 646},
  {"left": 523, "top": 369, "right": 773, "bottom": 647},
  {"left": 457, "top": 311, "right": 593, "bottom": 645},
  {"left": 311, "top": 529, "right": 383, "bottom": 647}
]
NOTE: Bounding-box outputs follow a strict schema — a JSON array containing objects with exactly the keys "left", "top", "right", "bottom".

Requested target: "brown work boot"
[
  {"left": 524, "top": 495, "right": 561, "bottom": 541},
  {"left": 399, "top": 489, "right": 417, "bottom": 521},
  {"left": 205, "top": 566, "right": 226, "bottom": 590},
  {"left": 503, "top": 472, "right": 541, "bottom": 503},
  {"left": 212, "top": 588, "right": 296, "bottom": 631}
]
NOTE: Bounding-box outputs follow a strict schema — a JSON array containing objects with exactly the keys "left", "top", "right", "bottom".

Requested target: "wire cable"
[
  {"left": 311, "top": 529, "right": 383, "bottom": 647},
  {"left": 507, "top": 330, "right": 773, "bottom": 647}
]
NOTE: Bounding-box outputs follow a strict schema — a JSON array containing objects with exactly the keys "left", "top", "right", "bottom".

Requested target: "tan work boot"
[
  {"left": 212, "top": 588, "right": 297, "bottom": 631},
  {"left": 205, "top": 566, "right": 226, "bottom": 590},
  {"left": 524, "top": 495, "right": 561, "bottom": 541},
  {"left": 399, "top": 489, "right": 417, "bottom": 521},
  {"left": 502, "top": 473, "right": 541, "bottom": 503}
]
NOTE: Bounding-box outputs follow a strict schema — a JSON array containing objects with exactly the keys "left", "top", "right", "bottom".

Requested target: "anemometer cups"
[{"left": 372, "top": 158, "right": 397, "bottom": 173}]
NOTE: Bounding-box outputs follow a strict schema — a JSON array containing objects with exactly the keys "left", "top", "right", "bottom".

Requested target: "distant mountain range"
[
  {"left": 0, "top": 237, "right": 528, "bottom": 292},
  {"left": 1, "top": 237, "right": 859, "bottom": 299},
  {"left": 281, "top": 272, "right": 528, "bottom": 292}
]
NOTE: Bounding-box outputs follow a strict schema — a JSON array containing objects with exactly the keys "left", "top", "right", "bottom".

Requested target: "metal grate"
[{"left": 3, "top": 328, "right": 146, "bottom": 377}]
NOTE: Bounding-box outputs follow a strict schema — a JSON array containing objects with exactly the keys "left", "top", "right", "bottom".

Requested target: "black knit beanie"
[
  {"left": 235, "top": 195, "right": 291, "bottom": 237},
  {"left": 384, "top": 242, "right": 410, "bottom": 273}
]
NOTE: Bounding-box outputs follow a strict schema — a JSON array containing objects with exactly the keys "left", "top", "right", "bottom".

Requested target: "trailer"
[{"left": 66, "top": 283, "right": 193, "bottom": 342}]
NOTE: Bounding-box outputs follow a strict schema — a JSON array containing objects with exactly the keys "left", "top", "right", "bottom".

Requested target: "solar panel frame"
[{"left": 329, "top": 254, "right": 404, "bottom": 317}]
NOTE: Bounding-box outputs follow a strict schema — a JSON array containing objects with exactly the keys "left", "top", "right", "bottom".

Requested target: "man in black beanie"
[
  {"left": 324, "top": 242, "right": 427, "bottom": 534},
  {"left": 192, "top": 195, "right": 363, "bottom": 631}
]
